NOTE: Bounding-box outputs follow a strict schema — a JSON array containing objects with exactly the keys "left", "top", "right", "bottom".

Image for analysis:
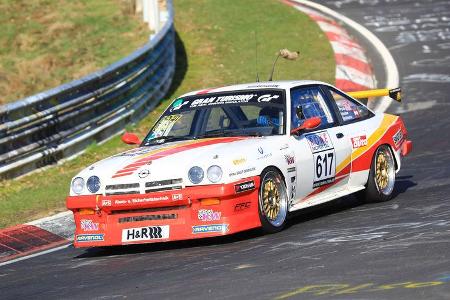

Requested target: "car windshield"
[{"left": 142, "top": 89, "right": 286, "bottom": 145}]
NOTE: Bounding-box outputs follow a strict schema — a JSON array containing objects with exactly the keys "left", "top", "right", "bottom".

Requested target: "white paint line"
[
  {"left": 27, "top": 211, "right": 72, "bottom": 226},
  {"left": 291, "top": 0, "right": 399, "bottom": 113},
  {"left": 336, "top": 65, "right": 375, "bottom": 87},
  {"left": 0, "top": 244, "right": 71, "bottom": 267}
]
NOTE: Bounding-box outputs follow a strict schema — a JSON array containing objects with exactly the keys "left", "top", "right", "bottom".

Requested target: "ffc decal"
[
  {"left": 351, "top": 135, "right": 368, "bottom": 149},
  {"left": 192, "top": 224, "right": 229, "bottom": 234},
  {"left": 235, "top": 181, "right": 255, "bottom": 193},
  {"left": 235, "top": 202, "right": 251, "bottom": 211},
  {"left": 122, "top": 225, "right": 169, "bottom": 242}
]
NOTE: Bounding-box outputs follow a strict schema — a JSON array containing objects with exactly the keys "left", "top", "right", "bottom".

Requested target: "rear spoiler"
[{"left": 347, "top": 87, "right": 401, "bottom": 102}]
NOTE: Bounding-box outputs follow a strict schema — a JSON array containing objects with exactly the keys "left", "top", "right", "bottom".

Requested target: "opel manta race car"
[{"left": 66, "top": 81, "right": 412, "bottom": 247}]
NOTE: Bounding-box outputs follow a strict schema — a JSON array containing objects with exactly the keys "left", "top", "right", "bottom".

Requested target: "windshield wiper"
[{"left": 143, "top": 135, "right": 194, "bottom": 146}]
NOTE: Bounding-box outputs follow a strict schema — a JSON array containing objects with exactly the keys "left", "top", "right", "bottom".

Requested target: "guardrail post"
[{"left": 143, "top": 0, "right": 160, "bottom": 32}]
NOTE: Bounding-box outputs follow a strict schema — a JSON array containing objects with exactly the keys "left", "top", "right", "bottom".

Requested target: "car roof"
[{"left": 179, "top": 80, "right": 334, "bottom": 97}]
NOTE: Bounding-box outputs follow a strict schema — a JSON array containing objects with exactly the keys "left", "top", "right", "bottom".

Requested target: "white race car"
[{"left": 67, "top": 81, "right": 411, "bottom": 247}]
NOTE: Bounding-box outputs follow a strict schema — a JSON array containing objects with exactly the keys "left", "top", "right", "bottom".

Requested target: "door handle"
[{"left": 336, "top": 133, "right": 344, "bottom": 139}]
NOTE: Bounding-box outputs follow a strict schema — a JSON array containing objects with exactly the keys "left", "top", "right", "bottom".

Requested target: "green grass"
[
  {"left": 0, "top": 0, "right": 149, "bottom": 104},
  {"left": 0, "top": 0, "right": 335, "bottom": 228}
]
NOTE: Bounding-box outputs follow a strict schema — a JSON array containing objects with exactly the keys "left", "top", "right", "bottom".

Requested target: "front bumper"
[{"left": 66, "top": 177, "right": 261, "bottom": 247}]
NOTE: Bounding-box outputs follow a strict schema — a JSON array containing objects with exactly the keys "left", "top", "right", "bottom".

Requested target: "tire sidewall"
[
  {"left": 365, "top": 145, "right": 395, "bottom": 203},
  {"left": 258, "top": 167, "right": 288, "bottom": 233}
]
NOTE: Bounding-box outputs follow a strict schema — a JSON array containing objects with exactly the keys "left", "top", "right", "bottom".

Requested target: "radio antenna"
[
  {"left": 254, "top": 30, "right": 260, "bottom": 82},
  {"left": 268, "top": 48, "right": 300, "bottom": 81}
]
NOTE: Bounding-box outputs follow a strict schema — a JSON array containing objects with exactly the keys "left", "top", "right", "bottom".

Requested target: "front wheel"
[
  {"left": 361, "top": 145, "right": 396, "bottom": 203},
  {"left": 258, "top": 168, "right": 288, "bottom": 233}
]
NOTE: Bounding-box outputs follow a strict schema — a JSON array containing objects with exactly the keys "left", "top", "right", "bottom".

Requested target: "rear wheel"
[
  {"left": 258, "top": 168, "right": 288, "bottom": 233},
  {"left": 361, "top": 145, "right": 396, "bottom": 203}
]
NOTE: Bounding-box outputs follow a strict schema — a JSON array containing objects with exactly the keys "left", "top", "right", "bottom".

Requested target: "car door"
[
  {"left": 289, "top": 85, "right": 352, "bottom": 208},
  {"left": 323, "top": 85, "right": 377, "bottom": 190}
]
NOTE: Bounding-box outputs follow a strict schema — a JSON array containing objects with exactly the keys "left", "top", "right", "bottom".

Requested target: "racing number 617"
[{"left": 316, "top": 152, "right": 334, "bottom": 178}]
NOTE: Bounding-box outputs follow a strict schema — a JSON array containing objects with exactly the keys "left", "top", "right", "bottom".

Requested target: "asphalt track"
[{"left": 1, "top": 1, "right": 450, "bottom": 299}]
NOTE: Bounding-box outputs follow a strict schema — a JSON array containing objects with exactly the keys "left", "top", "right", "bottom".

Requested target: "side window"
[
  {"left": 329, "top": 88, "right": 371, "bottom": 123},
  {"left": 291, "top": 87, "right": 334, "bottom": 130}
]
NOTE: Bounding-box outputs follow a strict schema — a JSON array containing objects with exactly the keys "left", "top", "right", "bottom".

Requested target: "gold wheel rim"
[
  {"left": 375, "top": 152, "right": 389, "bottom": 190},
  {"left": 262, "top": 179, "right": 280, "bottom": 221}
]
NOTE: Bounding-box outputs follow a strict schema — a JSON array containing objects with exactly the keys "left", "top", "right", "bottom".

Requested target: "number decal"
[{"left": 313, "top": 150, "right": 335, "bottom": 188}]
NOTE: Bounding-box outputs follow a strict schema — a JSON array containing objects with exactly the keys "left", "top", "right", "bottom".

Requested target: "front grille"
[
  {"left": 145, "top": 178, "right": 182, "bottom": 193},
  {"left": 105, "top": 183, "right": 140, "bottom": 196},
  {"left": 118, "top": 214, "right": 178, "bottom": 223}
]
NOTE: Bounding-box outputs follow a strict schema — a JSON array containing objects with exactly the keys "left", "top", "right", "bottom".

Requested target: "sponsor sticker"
[
  {"left": 234, "top": 202, "right": 251, "bottom": 211},
  {"left": 257, "top": 94, "right": 280, "bottom": 102},
  {"left": 80, "top": 219, "right": 99, "bottom": 231},
  {"left": 189, "top": 94, "right": 257, "bottom": 108},
  {"left": 192, "top": 224, "right": 229, "bottom": 234},
  {"left": 232, "top": 158, "right": 246, "bottom": 165},
  {"left": 393, "top": 129, "right": 404, "bottom": 147},
  {"left": 76, "top": 234, "right": 104, "bottom": 242},
  {"left": 229, "top": 167, "right": 256, "bottom": 177},
  {"left": 284, "top": 154, "right": 295, "bottom": 165},
  {"left": 122, "top": 225, "right": 169, "bottom": 242},
  {"left": 234, "top": 180, "right": 255, "bottom": 193},
  {"left": 305, "top": 131, "right": 333, "bottom": 153},
  {"left": 172, "top": 193, "right": 183, "bottom": 201},
  {"left": 351, "top": 135, "right": 368, "bottom": 149},
  {"left": 198, "top": 209, "right": 221, "bottom": 221},
  {"left": 114, "top": 196, "right": 169, "bottom": 205}
]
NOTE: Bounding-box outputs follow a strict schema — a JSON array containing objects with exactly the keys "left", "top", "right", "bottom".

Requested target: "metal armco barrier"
[{"left": 0, "top": 1, "right": 175, "bottom": 179}]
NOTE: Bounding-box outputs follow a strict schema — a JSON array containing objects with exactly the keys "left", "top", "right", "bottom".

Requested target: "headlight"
[
  {"left": 72, "top": 177, "right": 84, "bottom": 194},
  {"left": 207, "top": 165, "right": 222, "bottom": 183},
  {"left": 86, "top": 176, "right": 101, "bottom": 193},
  {"left": 188, "top": 166, "right": 204, "bottom": 184}
]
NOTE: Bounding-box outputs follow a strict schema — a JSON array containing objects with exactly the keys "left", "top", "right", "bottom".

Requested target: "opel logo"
[{"left": 138, "top": 169, "right": 150, "bottom": 178}]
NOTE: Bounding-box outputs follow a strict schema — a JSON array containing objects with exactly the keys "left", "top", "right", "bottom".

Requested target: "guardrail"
[{"left": 0, "top": 0, "right": 175, "bottom": 179}]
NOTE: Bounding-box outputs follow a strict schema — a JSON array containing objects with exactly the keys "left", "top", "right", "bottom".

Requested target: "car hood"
[{"left": 72, "top": 136, "right": 284, "bottom": 195}]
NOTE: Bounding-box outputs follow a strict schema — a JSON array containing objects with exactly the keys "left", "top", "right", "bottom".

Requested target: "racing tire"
[
  {"left": 258, "top": 167, "right": 288, "bottom": 233},
  {"left": 360, "top": 145, "right": 396, "bottom": 203}
]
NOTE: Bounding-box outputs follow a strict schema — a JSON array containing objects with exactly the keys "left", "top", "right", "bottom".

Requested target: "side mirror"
[
  {"left": 121, "top": 132, "right": 141, "bottom": 145},
  {"left": 290, "top": 117, "right": 321, "bottom": 135}
]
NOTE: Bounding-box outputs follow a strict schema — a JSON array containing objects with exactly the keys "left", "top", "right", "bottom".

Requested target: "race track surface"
[{"left": 1, "top": 0, "right": 450, "bottom": 299}]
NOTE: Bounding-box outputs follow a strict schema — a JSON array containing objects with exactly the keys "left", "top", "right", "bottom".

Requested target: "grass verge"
[
  {"left": 0, "top": 0, "right": 335, "bottom": 228},
  {"left": 0, "top": 0, "right": 149, "bottom": 105}
]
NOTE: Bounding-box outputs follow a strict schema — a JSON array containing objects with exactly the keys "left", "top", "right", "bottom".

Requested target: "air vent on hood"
[
  {"left": 105, "top": 183, "right": 140, "bottom": 196},
  {"left": 145, "top": 178, "right": 183, "bottom": 194}
]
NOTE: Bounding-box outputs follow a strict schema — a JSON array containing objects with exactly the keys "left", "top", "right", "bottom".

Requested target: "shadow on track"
[{"left": 74, "top": 175, "right": 416, "bottom": 259}]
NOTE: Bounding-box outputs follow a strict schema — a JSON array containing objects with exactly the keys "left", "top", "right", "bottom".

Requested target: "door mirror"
[
  {"left": 290, "top": 117, "right": 321, "bottom": 135},
  {"left": 121, "top": 132, "right": 141, "bottom": 145}
]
